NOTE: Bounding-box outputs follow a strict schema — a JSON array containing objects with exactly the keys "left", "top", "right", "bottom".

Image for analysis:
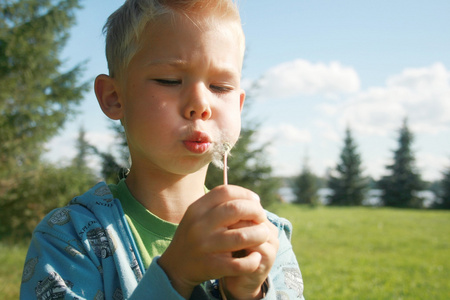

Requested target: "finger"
[
  {"left": 245, "top": 241, "right": 276, "bottom": 262},
  {"left": 243, "top": 222, "right": 280, "bottom": 261},
  {"left": 262, "top": 217, "right": 277, "bottom": 231},
  {"left": 228, "top": 220, "right": 255, "bottom": 230},
  {"left": 197, "top": 249, "right": 262, "bottom": 278},
  {"left": 229, "top": 221, "right": 269, "bottom": 259},
  {"left": 208, "top": 199, "right": 267, "bottom": 229},
  {"left": 224, "top": 251, "right": 263, "bottom": 276},
  {"left": 189, "top": 185, "right": 260, "bottom": 215},
  {"left": 205, "top": 222, "right": 269, "bottom": 253}
]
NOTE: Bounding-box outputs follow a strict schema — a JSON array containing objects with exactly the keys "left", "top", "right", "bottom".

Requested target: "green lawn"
[
  {"left": 2, "top": 205, "right": 449, "bottom": 299},
  {"left": 0, "top": 242, "right": 28, "bottom": 299},
  {"left": 271, "top": 205, "right": 450, "bottom": 299}
]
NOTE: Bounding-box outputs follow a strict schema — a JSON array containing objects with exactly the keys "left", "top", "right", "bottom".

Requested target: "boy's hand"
[
  {"left": 158, "top": 185, "right": 270, "bottom": 299},
  {"left": 221, "top": 219, "right": 279, "bottom": 300}
]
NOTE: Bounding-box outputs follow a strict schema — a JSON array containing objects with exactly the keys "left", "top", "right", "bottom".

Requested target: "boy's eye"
[
  {"left": 154, "top": 79, "right": 181, "bottom": 86},
  {"left": 210, "top": 84, "right": 232, "bottom": 93}
]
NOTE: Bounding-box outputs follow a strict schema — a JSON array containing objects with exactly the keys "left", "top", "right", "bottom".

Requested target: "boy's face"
[{"left": 117, "top": 12, "right": 245, "bottom": 176}]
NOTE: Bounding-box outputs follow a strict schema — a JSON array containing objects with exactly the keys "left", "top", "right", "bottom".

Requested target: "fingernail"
[{"left": 251, "top": 192, "right": 260, "bottom": 202}]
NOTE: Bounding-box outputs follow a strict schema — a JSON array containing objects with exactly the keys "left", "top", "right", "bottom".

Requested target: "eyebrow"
[
  {"left": 145, "top": 59, "right": 188, "bottom": 68},
  {"left": 145, "top": 58, "right": 241, "bottom": 77}
]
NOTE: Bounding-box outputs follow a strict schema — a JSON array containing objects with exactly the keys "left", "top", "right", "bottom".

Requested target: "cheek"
[
  {"left": 124, "top": 97, "right": 177, "bottom": 140},
  {"left": 229, "top": 115, "right": 242, "bottom": 141},
  {"left": 215, "top": 105, "right": 242, "bottom": 144}
]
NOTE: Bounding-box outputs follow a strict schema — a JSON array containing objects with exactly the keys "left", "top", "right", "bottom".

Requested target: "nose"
[{"left": 183, "top": 83, "right": 212, "bottom": 121}]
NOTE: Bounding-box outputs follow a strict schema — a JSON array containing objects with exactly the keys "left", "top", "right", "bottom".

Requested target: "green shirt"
[{"left": 109, "top": 179, "right": 178, "bottom": 269}]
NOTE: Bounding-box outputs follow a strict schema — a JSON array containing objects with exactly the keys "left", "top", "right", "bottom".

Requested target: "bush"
[{"left": 0, "top": 164, "right": 97, "bottom": 240}]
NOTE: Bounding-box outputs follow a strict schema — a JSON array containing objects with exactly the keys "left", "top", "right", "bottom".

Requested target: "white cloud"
[
  {"left": 338, "top": 87, "right": 407, "bottom": 135},
  {"left": 43, "top": 130, "right": 116, "bottom": 169},
  {"left": 85, "top": 131, "right": 116, "bottom": 153},
  {"left": 43, "top": 132, "right": 78, "bottom": 165},
  {"left": 240, "top": 77, "right": 255, "bottom": 92},
  {"left": 364, "top": 156, "right": 391, "bottom": 180},
  {"left": 252, "top": 124, "right": 312, "bottom": 177},
  {"left": 254, "top": 59, "right": 360, "bottom": 100},
  {"left": 387, "top": 63, "right": 450, "bottom": 90},
  {"left": 257, "top": 123, "right": 311, "bottom": 144},
  {"left": 327, "top": 63, "right": 450, "bottom": 136},
  {"left": 314, "top": 120, "right": 340, "bottom": 142},
  {"left": 417, "top": 152, "right": 449, "bottom": 182}
]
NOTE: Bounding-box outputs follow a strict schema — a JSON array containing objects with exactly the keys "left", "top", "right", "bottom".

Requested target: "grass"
[
  {"left": 0, "top": 242, "right": 28, "bottom": 299},
  {"left": 271, "top": 204, "right": 450, "bottom": 299},
  {"left": 2, "top": 205, "right": 449, "bottom": 299}
]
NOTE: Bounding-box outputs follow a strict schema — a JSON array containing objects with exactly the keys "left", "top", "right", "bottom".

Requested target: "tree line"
[{"left": 292, "top": 119, "right": 450, "bottom": 209}]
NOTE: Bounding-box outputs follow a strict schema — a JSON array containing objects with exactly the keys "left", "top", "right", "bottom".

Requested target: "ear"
[
  {"left": 239, "top": 88, "right": 246, "bottom": 112},
  {"left": 94, "top": 74, "right": 123, "bottom": 120}
]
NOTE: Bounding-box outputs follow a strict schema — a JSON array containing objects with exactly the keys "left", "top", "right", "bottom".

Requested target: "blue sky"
[{"left": 46, "top": 0, "right": 450, "bottom": 182}]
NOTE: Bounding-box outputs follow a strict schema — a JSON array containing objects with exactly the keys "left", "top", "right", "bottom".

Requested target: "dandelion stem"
[{"left": 223, "top": 151, "right": 228, "bottom": 185}]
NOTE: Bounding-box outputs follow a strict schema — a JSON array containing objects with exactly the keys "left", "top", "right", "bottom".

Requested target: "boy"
[{"left": 20, "top": 0, "right": 304, "bottom": 299}]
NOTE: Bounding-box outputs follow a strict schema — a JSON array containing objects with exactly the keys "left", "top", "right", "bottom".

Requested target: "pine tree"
[
  {"left": 91, "top": 120, "right": 130, "bottom": 184},
  {"left": 72, "top": 126, "right": 91, "bottom": 171},
  {"left": 435, "top": 163, "right": 450, "bottom": 209},
  {"left": 0, "top": 0, "right": 89, "bottom": 239},
  {"left": 378, "top": 118, "right": 425, "bottom": 208},
  {"left": 292, "top": 155, "right": 319, "bottom": 205},
  {"left": 327, "top": 127, "right": 368, "bottom": 206},
  {"left": 0, "top": 0, "right": 88, "bottom": 179}
]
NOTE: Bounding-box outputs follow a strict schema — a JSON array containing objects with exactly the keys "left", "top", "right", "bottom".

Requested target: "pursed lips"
[{"left": 183, "top": 131, "right": 212, "bottom": 154}]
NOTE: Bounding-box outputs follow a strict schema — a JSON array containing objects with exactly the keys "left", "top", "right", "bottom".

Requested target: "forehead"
[{"left": 132, "top": 12, "right": 244, "bottom": 71}]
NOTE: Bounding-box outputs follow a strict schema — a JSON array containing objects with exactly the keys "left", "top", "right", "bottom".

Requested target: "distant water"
[{"left": 278, "top": 187, "right": 436, "bottom": 207}]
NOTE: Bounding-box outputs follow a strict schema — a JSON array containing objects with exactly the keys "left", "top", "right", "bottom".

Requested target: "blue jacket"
[{"left": 20, "top": 182, "right": 304, "bottom": 299}]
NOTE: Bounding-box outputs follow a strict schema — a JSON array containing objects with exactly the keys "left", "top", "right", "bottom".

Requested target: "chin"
[{"left": 170, "top": 160, "right": 210, "bottom": 176}]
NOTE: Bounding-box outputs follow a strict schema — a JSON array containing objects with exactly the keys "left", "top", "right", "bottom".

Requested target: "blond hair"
[{"left": 103, "top": 0, "right": 245, "bottom": 78}]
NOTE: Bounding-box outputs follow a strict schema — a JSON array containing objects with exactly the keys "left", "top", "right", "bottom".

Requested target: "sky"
[{"left": 45, "top": 0, "right": 450, "bottom": 182}]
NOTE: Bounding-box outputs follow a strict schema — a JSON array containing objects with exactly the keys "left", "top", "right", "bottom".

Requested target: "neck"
[{"left": 124, "top": 165, "right": 208, "bottom": 224}]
